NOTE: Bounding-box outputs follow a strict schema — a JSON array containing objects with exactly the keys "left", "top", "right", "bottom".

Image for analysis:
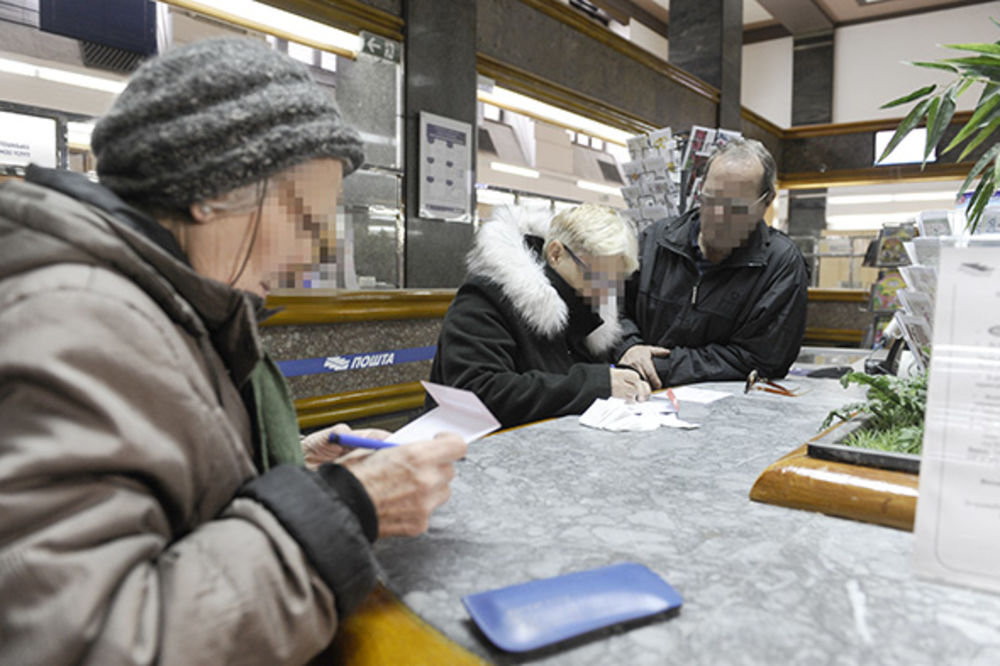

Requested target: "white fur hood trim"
[{"left": 466, "top": 205, "right": 623, "bottom": 355}]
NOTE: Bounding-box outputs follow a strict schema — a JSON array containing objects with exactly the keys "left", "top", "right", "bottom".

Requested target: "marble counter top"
[{"left": 373, "top": 378, "right": 1000, "bottom": 664}]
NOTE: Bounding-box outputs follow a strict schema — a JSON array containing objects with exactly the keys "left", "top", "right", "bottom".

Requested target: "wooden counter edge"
[
  {"left": 749, "top": 443, "right": 919, "bottom": 531},
  {"left": 314, "top": 584, "right": 486, "bottom": 665}
]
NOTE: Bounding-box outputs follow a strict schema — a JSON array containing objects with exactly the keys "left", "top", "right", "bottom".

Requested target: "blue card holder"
[{"left": 461, "top": 562, "right": 682, "bottom": 652}]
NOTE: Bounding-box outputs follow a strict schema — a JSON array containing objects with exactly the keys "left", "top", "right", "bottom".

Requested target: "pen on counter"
[{"left": 328, "top": 432, "right": 399, "bottom": 450}]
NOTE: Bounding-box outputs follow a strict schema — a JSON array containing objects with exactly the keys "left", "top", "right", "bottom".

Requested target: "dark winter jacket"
[
  {"left": 617, "top": 208, "right": 808, "bottom": 386},
  {"left": 429, "top": 207, "right": 624, "bottom": 428}
]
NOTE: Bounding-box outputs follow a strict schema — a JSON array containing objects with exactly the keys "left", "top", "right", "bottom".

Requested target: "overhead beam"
[
  {"left": 754, "top": 0, "right": 832, "bottom": 35},
  {"left": 589, "top": 0, "right": 670, "bottom": 38}
]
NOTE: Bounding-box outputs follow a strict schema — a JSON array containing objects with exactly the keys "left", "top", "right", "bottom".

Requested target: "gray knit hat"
[{"left": 92, "top": 37, "right": 364, "bottom": 213}]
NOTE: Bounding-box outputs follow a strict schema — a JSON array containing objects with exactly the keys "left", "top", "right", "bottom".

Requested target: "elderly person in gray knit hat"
[{"left": 0, "top": 38, "right": 465, "bottom": 665}]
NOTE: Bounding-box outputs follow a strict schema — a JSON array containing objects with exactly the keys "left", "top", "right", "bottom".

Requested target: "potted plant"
[
  {"left": 878, "top": 22, "right": 1000, "bottom": 231},
  {"left": 808, "top": 371, "right": 927, "bottom": 474}
]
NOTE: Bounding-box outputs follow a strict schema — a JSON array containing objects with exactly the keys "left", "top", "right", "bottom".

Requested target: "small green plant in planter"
[{"left": 821, "top": 371, "right": 928, "bottom": 454}]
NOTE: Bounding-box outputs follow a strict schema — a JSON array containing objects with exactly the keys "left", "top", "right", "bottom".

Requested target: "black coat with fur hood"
[{"left": 429, "top": 207, "right": 625, "bottom": 428}]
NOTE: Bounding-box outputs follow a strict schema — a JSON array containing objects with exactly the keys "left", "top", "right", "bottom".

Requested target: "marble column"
[
  {"left": 787, "top": 33, "right": 834, "bottom": 257},
  {"left": 792, "top": 32, "right": 833, "bottom": 126},
  {"left": 403, "top": 0, "right": 477, "bottom": 287},
  {"left": 667, "top": 0, "right": 742, "bottom": 130}
]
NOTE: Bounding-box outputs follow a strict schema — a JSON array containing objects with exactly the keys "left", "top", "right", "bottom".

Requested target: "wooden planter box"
[{"left": 749, "top": 419, "right": 920, "bottom": 531}]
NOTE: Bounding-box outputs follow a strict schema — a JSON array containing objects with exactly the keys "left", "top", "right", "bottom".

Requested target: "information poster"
[
  {"left": 418, "top": 112, "right": 472, "bottom": 222},
  {"left": 0, "top": 111, "right": 57, "bottom": 168},
  {"left": 913, "top": 246, "right": 1000, "bottom": 593}
]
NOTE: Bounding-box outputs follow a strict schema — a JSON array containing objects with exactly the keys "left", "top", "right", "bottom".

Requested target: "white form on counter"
[{"left": 913, "top": 246, "right": 1000, "bottom": 594}]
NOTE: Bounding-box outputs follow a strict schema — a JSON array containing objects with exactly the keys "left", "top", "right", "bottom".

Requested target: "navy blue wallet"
[{"left": 461, "top": 562, "right": 683, "bottom": 652}]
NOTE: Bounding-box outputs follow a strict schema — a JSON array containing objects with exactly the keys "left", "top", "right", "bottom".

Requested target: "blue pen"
[{"left": 328, "top": 432, "right": 398, "bottom": 450}]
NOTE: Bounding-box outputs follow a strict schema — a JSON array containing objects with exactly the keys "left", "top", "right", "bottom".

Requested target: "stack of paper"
[{"left": 579, "top": 397, "right": 698, "bottom": 432}]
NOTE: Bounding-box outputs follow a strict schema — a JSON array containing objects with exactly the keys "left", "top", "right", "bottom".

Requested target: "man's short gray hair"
[{"left": 704, "top": 138, "right": 777, "bottom": 200}]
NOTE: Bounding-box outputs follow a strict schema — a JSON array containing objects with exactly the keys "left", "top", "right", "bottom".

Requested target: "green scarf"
[{"left": 249, "top": 354, "right": 304, "bottom": 470}]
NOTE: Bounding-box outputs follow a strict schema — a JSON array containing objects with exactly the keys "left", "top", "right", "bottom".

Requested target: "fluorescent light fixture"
[
  {"left": 828, "top": 191, "right": 959, "bottom": 205},
  {"left": 892, "top": 191, "right": 958, "bottom": 203},
  {"left": 826, "top": 212, "right": 916, "bottom": 232},
  {"left": 478, "top": 86, "right": 633, "bottom": 146},
  {"left": 67, "top": 121, "right": 96, "bottom": 149},
  {"left": 162, "top": 0, "right": 363, "bottom": 57},
  {"left": 490, "top": 161, "right": 540, "bottom": 179},
  {"left": 475, "top": 187, "right": 517, "bottom": 206},
  {"left": 875, "top": 127, "right": 935, "bottom": 166},
  {"left": 0, "top": 56, "right": 126, "bottom": 93},
  {"left": 827, "top": 194, "right": 893, "bottom": 205},
  {"left": 577, "top": 180, "right": 623, "bottom": 197}
]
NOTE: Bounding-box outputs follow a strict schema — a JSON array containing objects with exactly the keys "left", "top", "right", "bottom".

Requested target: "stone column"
[
  {"left": 667, "top": 0, "right": 743, "bottom": 129},
  {"left": 787, "top": 32, "right": 835, "bottom": 271},
  {"left": 403, "top": 0, "right": 477, "bottom": 287}
]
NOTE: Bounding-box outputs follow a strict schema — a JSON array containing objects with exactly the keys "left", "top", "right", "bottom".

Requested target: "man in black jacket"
[{"left": 616, "top": 138, "right": 808, "bottom": 388}]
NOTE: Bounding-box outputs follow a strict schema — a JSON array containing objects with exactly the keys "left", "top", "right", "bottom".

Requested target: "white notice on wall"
[
  {"left": 418, "top": 112, "right": 472, "bottom": 222},
  {"left": 913, "top": 246, "right": 1000, "bottom": 594},
  {"left": 0, "top": 111, "right": 57, "bottom": 168}
]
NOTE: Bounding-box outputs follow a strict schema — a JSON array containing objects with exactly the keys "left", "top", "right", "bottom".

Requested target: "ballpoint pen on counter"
[{"left": 328, "top": 432, "right": 399, "bottom": 450}]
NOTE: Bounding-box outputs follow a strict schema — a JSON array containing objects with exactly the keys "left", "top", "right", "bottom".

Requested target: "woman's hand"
[
  {"left": 302, "top": 423, "right": 391, "bottom": 470},
  {"left": 339, "top": 432, "right": 468, "bottom": 538}
]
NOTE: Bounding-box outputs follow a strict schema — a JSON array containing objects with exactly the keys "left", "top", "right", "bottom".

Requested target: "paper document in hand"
[{"left": 385, "top": 381, "right": 500, "bottom": 445}]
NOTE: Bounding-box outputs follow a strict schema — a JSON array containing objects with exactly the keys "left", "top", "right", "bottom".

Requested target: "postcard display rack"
[
  {"left": 867, "top": 211, "right": 954, "bottom": 367},
  {"left": 619, "top": 126, "right": 742, "bottom": 232}
]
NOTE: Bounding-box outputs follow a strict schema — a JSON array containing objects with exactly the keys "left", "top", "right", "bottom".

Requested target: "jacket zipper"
[{"left": 691, "top": 277, "right": 700, "bottom": 306}]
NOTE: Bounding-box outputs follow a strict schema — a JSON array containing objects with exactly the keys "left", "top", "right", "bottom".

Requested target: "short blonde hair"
[{"left": 545, "top": 204, "right": 639, "bottom": 273}]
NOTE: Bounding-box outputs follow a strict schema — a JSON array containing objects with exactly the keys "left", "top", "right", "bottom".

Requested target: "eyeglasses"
[
  {"left": 561, "top": 243, "right": 620, "bottom": 287},
  {"left": 696, "top": 190, "right": 769, "bottom": 215}
]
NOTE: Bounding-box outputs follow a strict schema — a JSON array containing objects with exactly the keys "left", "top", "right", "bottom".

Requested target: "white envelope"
[{"left": 385, "top": 381, "right": 500, "bottom": 445}]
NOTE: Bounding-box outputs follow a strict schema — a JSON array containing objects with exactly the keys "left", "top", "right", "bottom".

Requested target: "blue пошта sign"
[{"left": 276, "top": 345, "right": 437, "bottom": 378}]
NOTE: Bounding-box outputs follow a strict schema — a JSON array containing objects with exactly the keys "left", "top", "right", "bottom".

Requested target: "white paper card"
[
  {"left": 913, "top": 246, "right": 1000, "bottom": 594},
  {"left": 386, "top": 381, "right": 500, "bottom": 445},
  {"left": 579, "top": 397, "right": 695, "bottom": 432},
  {"left": 660, "top": 386, "right": 732, "bottom": 404}
]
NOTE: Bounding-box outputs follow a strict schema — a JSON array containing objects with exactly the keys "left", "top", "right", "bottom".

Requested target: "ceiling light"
[
  {"left": 577, "top": 180, "right": 623, "bottom": 196},
  {"left": 892, "top": 191, "right": 958, "bottom": 203},
  {"left": 826, "top": 194, "right": 894, "bottom": 205},
  {"left": 476, "top": 188, "right": 517, "bottom": 206},
  {"left": 478, "top": 86, "right": 633, "bottom": 146},
  {"left": 490, "top": 161, "right": 540, "bottom": 178},
  {"left": 0, "top": 56, "right": 126, "bottom": 93},
  {"left": 162, "top": 0, "right": 363, "bottom": 57},
  {"left": 826, "top": 212, "right": 916, "bottom": 232}
]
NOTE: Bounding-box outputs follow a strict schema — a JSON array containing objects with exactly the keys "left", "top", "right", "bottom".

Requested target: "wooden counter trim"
[
  {"left": 750, "top": 439, "right": 919, "bottom": 531},
  {"left": 513, "top": 0, "right": 720, "bottom": 103},
  {"left": 807, "top": 288, "right": 869, "bottom": 303},
  {"left": 783, "top": 111, "right": 973, "bottom": 140},
  {"left": 265, "top": 0, "right": 404, "bottom": 42},
  {"left": 780, "top": 161, "right": 976, "bottom": 190},
  {"left": 295, "top": 381, "right": 426, "bottom": 429},
  {"left": 320, "top": 584, "right": 486, "bottom": 664},
  {"left": 262, "top": 289, "right": 456, "bottom": 326},
  {"left": 741, "top": 107, "right": 784, "bottom": 139},
  {"left": 803, "top": 327, "right": 865, "bottom": 345},
  {"left": 477, "top": 55, "right": 658, "bottom": 135}
]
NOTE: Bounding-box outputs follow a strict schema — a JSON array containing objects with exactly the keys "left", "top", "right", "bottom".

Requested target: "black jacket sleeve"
[
  {"left": 432, "top": 287, "right": 611, "bottom": 428},
  {"left": 654, "top": 245, "right": 809, "bottom": 385}
]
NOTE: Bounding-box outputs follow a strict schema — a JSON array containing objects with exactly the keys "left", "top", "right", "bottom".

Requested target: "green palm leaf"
[
  {"left": 877, "top": 98, "right": 933, "bottom": 164},
  {"left": 880, "top": 84, "right": 936, "bottom": 109}
]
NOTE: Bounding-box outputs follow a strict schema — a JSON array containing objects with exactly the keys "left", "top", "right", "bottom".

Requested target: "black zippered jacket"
[
  {"left": 616, "top": 209, "right": 808, "bottom": 386},
  {"left": 428, "top": 207, "right": 621, "bottom": 428}
]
